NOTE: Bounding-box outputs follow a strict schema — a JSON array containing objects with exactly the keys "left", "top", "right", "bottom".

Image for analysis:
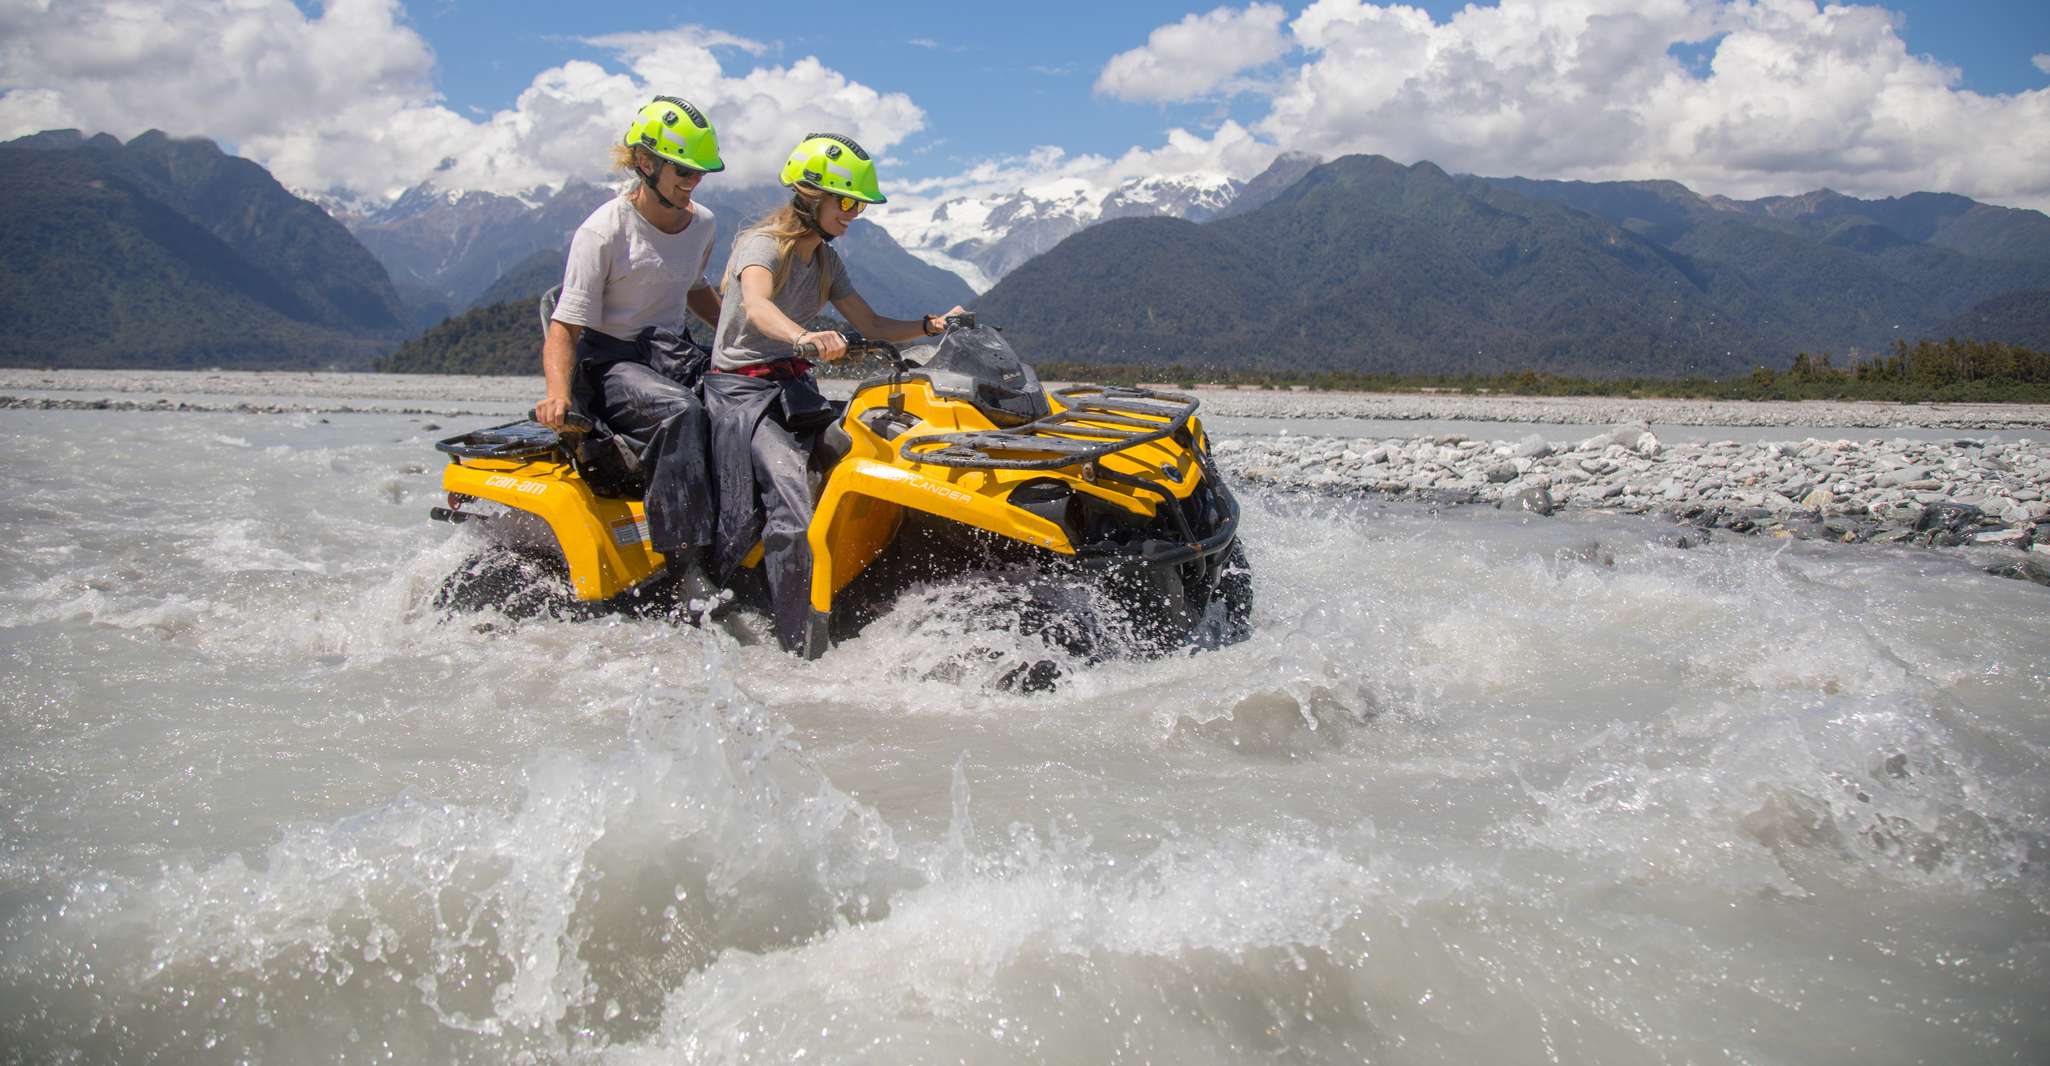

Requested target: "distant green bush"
[
  {"left": 1035, "top": 337, "right": 2050, "bottom": 403},
  {"left": 376, "top": 300, "right": 536, "bottom": 374}
]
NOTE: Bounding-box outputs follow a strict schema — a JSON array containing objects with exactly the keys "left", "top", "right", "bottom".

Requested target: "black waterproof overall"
[
  {"left": 702, "top": 367, "right": 837, "bottom": 656},
  {"left": 575, "top": 327, "right": 715, "bottom": 556}
]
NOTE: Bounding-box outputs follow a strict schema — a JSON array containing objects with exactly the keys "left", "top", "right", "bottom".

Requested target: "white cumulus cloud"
[
  {"left": 1089, "top": 0, "right": 2050, "bottom": 212},
  {"left": 0, "top": 0, "right": 450, "bottom": 196},
  {"left": 1095, "top": 4, "right": 1292, "bottom": 102},
  {"left": 1261, "top": 0, "right": 2050, "bottom": 209},
  {"left": 0, "top": 0, "right": 924, "bottom": 202},
  {"left": 580, "top": 29, "right": 926, "bottom": 191},
  {"left": 2034, "top": 52, "right": 2050, "bottom": 76}
]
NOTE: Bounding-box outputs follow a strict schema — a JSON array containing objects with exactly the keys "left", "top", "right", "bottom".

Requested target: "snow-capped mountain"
[
  {"left": 341, "top": 179, "right": 615, "bottom": 308},
  {"left": 289, "top": 186, "right": 391, "bottom": 222},
  {"left": 880, "top": 172, "right": 1247, "bottom": 293},
  {"left": 1098, "top": 172, "right": 1241, "bottom": 222}
]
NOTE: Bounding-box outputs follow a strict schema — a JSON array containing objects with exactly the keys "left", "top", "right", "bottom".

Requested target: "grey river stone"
[{"left": 1216, "top": 417, "right": 2050, "bottom": 580}]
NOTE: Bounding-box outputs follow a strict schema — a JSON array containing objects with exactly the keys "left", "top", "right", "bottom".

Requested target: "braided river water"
[{"left": 2, "top": 408, "right": 2046, "bottom": 1064}]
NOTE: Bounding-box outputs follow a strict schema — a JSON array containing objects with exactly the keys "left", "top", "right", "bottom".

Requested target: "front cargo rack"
[{"left": 897, "top": 385, "right": 1198, "bottom": 471}]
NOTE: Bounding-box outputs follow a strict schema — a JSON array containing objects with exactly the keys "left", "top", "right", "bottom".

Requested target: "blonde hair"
[
  {"left": 725, "top": 188, "right": 838, "bottom": 305},
  {"left": 610, "top": 143, "right": 648, "bottom": 174}
]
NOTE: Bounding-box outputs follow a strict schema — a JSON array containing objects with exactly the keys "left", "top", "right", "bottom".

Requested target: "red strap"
[{"left": 718, "top": 357, "right": 813, "bottom": 380}]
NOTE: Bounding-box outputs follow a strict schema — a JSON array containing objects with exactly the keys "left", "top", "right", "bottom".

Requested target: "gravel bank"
[
  {"left": 1185, "top": 388, "right": 2050, "bottom": 430},
  {"left": 1216, "top": 421, "right": 2050, "bottom": 585}
]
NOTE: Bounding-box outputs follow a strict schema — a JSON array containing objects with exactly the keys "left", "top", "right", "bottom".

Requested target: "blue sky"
[
  {"left": 6, "top": 1, "right": 2049, "bottom": 211},
  {"left": 398, "top": 0, "right": 1289, "bottom": 181},
  {"left": 397, "top": 0, "right": 2050, "bottom": 185}
]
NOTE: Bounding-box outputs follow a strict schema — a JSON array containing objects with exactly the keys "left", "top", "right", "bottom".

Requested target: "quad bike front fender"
[{"left": 807, "top": 457, "right": 1072, "bottom": 615}]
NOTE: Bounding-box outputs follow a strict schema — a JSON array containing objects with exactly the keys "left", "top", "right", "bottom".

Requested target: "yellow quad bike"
[{"left": 428, "top": 315, "right": 1250, "bottom": 659}]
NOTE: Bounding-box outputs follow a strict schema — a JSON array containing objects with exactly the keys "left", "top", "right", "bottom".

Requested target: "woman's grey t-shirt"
[
  {"left": 711, "top": 231, "right": 854, "bottom": 371},
  {"left": 551, "top": 193, "right": 715, "bottom": 341}
]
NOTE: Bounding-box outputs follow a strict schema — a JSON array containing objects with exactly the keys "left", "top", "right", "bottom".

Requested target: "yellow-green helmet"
[
  {"left": 623, "top": 96, "right": 724, "bottom": 173},
  {"left": 779, "top": 133, "right": 886, "bottom": 204}
]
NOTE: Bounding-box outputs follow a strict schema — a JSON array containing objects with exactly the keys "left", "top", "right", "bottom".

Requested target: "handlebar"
[
  {"left": 793, "top": 330, "right": 901, "bottom": 364},
  {"left": 790, "top": 315, "right": 975, "bottom": 363}
]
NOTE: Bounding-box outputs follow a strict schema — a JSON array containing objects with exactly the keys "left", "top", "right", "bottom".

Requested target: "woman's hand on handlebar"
[
  {"left": 796, "top": 329, "right": 848, "bottom": 362},
  {"left": 534, "top": 392, "right": 570, "bottom": 429}
]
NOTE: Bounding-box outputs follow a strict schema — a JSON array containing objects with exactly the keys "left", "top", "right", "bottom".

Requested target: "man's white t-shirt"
[{"left": 551, "top": 193, "right": 715, "bottom": 340}]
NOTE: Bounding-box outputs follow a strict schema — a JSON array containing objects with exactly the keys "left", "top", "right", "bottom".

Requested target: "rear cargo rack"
[
  {"left": 897, "top": 385, "right": 1198, "bottom": 471},
  {"left": 435, "top": 420, "right": 567, "bottom": 461}
]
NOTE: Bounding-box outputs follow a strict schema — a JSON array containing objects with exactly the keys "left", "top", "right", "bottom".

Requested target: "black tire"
[
  {"left": 434, "top": 547, "right": 573, "bottom": 620},
  {"left": 1217, "top": 541, "right": 1254, "bottom": 633}
]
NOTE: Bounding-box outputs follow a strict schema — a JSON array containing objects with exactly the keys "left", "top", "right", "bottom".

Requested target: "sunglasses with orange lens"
[{"left": 833, "top": 195, "right": 866, "bottom": 214}]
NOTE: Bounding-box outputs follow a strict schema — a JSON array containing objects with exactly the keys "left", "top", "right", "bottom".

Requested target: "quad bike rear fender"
[{"left": 441, "top": 458, "right": 664, "bottom": 601}]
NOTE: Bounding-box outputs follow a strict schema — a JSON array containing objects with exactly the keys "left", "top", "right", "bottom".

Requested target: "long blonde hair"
[
  {"left": 609, "top": 143, "right": 649, "bottom": 175},
  {"left": 725, "top": 189, "right": 838, "bottom": 306}
]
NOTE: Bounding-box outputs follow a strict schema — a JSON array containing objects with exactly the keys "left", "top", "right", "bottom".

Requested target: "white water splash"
[{"left": 2, "top": 409, "right": 2046, "bottom": 1064}]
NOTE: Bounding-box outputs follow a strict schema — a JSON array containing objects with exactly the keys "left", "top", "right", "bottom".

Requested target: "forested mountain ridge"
[
  {"left": 1938, "top": 289, "right": 2050, "bottom": 350},
  {"left": 0, "top": 130, "right": 411, "bottom": 368},
  {"left": 474, "top": 248, "right": 567, "bottom": 310},
  {"left": 973, "top": 155, "right": 2050, "bottom": 378},
  {"left": 1482, "top": 178, "right": 2050, "bottom": 264}
]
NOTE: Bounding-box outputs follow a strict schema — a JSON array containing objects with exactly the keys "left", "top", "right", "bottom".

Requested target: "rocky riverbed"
[
  {"left": 1187, "top": 388, "right": 2050, "bottom": 431},
  {"left": 1215, "top": 422, "right": 2050, "bottom": 585}
]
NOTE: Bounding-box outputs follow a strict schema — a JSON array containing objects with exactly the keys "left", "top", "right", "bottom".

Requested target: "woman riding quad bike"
[
  {"left": 429, "top": 313, "right": 1252, "bottom": 660},
  {"left": 700, "top": 132, "right": 969, "bottom": 654}
]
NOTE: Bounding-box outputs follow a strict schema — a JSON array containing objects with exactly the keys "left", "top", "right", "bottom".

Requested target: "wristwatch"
[{"left": 922, "top": 314, "right": 942, "bottom": 337}]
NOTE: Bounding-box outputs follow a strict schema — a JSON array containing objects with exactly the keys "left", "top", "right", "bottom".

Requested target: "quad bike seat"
[{"left": 814, "top": 408, "right": 855, "bottom": 470}]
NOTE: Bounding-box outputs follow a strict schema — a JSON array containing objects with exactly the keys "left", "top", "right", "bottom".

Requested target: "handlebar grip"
[{"left": 794, "top": 341, "right": 819, "bottom": 359}]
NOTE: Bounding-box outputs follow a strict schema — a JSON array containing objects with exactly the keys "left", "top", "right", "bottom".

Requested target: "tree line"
[{"left": 1032, "top": 338, "right": 2050, "bottom": 403}]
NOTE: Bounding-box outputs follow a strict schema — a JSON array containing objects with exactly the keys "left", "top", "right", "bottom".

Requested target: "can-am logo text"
[{"left": 484, "top": 475, "right": 547, "bottom": 496}]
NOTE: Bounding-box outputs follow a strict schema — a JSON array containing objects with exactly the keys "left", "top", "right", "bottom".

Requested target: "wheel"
[
  {"left": 1217, "top": 541, "right": 1254, "bottom": 632},
  {"left": 434, "top": 547, "right": 573, "bottom": 620}
]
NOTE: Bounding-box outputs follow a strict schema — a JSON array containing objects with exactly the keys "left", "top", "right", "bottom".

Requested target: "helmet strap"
[
  {"left": 791, "top": 189, "right": 837, "bottom": 243},
  {"left": 640, "top": 157, "right": 680, "bottom": 211}
]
